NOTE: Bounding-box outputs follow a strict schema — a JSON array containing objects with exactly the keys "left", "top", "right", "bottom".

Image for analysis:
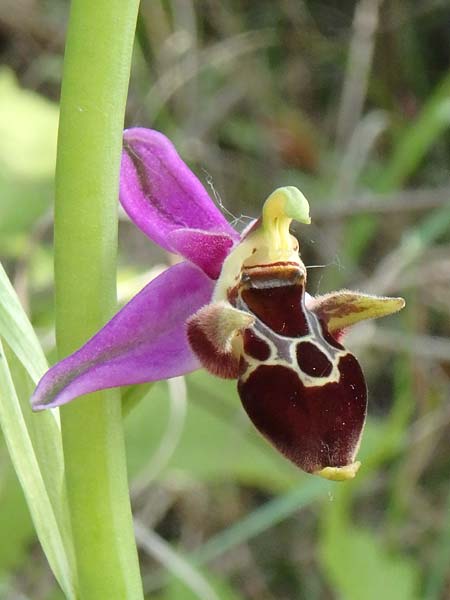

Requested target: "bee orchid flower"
[{"left": 31, "top": 128, "right": 405, "bottom": 481}]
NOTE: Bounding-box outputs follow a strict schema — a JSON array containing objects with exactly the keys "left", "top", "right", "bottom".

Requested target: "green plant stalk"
[{"left": 54, "top": 0, "right": 142, "bottom": 597}]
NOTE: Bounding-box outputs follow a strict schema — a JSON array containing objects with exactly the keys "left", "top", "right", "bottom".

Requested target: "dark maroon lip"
[{"left": 238, "top": 357, "right": 367, "bottom": 473}]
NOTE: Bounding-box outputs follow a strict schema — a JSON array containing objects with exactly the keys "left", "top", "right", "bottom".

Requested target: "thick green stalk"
[{"left": 54, "top": 0, "right": 142, "bottom": 598}]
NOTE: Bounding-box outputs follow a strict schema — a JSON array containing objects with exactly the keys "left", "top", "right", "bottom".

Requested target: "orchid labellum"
[{"left": 32, "top": 128, "right": 405, "bottom": 481}]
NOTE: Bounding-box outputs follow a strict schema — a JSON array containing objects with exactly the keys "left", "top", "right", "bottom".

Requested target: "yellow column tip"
[{"left": 263, "top": 186, "right": 311, "bottom": 226}]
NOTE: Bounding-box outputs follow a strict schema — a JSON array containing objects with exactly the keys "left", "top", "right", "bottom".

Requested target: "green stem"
[{"left": 54, "top": 0, "right": 142, "bottom": 598}]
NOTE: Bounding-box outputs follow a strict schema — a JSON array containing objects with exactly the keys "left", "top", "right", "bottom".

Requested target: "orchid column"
[{"left": 54, "top": 0, "right": 143, "bottom": 597}]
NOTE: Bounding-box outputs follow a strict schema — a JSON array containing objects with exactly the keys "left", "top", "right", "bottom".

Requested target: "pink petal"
[
  {"left": 31, "top": 263, "right": 214, "bottom": 410},
  {"left": 167, "top": 228, "right": 234, "bottom": 279},
  {"left": 120, "top": 128, "right": 239, "bottom": 257}
]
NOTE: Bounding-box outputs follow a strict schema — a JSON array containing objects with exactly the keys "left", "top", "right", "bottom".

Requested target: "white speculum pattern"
[{"left": 237, "top": 296, "right": 349, "bottom": 388}]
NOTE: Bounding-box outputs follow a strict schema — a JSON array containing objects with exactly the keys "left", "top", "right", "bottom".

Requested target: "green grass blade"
[
  {"left": 193, "top": 478, "right": 328, "bottom": 565},
  {"left": 0, "top": 263, "right": 72, "bottom": 536},
  {"left": 135, "top": 522, "right": 220, "bottom": 600},
  {"left": 0, "top": 436, "right": 35, "bottom": 576},
  {"left": 377, "top": 71, "right": 450, "bottom": 192},
  {"left": 320, "top": 487, "right": 419, "bottom": 600},
  {"left": 145, "top": 478, "right": 329, "bottom": 593},
  {"left": 0, "top": 261, "right": 47, "bottom": 383},
  {"left": 0, "top": 339, "right": 76, "bottom": 598},
  {"left": 342, "top": 72, "right": 450, "bottom": 265}
]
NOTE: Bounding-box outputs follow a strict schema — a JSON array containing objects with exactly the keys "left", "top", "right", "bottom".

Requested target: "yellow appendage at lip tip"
[{"left": 314, "top": 461, "right": 361, "bottom": 482}]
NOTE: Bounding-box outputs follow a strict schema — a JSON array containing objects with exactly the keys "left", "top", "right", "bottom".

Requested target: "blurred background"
[{"left": 1, "top": 0, "right": 450, "bottom": 598}]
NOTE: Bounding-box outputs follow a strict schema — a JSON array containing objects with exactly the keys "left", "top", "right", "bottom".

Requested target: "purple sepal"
[
  {"left": 167, "top": 228, "right": 234, "bottom": 279},
  {"left": 31, "top": 262, "right": 214, "bottom": 410},
  {"left": 120, "top": 128, "right": 239, "bottom": 255}
]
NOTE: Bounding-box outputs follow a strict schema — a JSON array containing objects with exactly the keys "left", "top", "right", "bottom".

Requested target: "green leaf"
[
  {"left": 319, "top": 484, "right": 419, "bottom": 600},
  {"left": 0, "top": 260, "right": 47, "bottom": 383},
  {"left": 6, "top": 346, "right": 69, "bottom": 521},
  {"left": 0, "top": 435, "right": 35, "bottom": 575},
  {"left": 320, "top": 523, "right": 419, "bottom": 600},
  {"left": 0, "top": 69, "right": 58, "bottom": 180},
  {"left": 0, "top": 261, "right": 75, "bottom": 595},
  {"left": 0, "top": 70, "right": 56, "bottom": 237},
  {"left": 0, "top": 263, "right": 72, "bottom": 529},
  {"left": 0, "top": 171, "right": 51, "bottom": 236},
  {"left": 0, "top": 341, "right": 76, "bottom": 598}
]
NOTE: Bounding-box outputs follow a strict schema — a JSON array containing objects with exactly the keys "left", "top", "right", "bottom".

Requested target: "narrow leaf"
[
  {"left": 0, "top": 263, "right": 72, "bottom": 544},
  {"left": 0, "top": 437, "right": 35, "bottom": 575},
  {"left": 0, "top": 261, "right": 47, "bottom": 383},
  {"left": 0, "top": 340, "right": 76, "bottom": 597}
]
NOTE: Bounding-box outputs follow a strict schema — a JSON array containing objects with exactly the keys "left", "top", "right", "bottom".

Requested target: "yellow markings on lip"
[{"left": 314, "top": 461, "right": 361, "bottom": 481}]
